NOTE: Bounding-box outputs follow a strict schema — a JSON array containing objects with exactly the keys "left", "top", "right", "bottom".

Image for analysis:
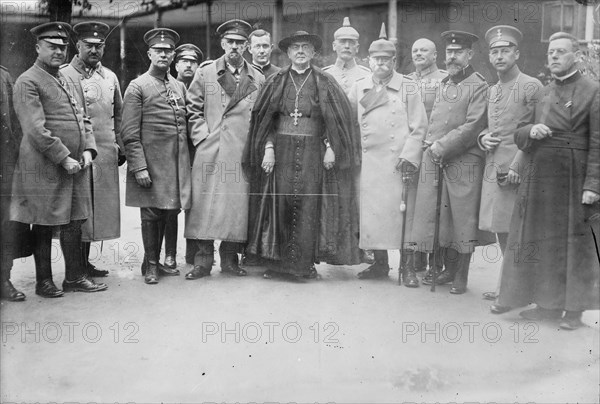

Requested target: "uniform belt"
[
  {"left": 275, "top": 116, "right": 322, "bottom": 136},
  {"left": 538, "top": 131, "right": 589, "bottom": 150}
]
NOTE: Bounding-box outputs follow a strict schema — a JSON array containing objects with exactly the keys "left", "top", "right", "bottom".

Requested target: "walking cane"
[
  {"left": 398, "top": 166, "right": 410, "bottom": 286},
  {"left": 422, "top": 140, "right": 444, "bottom": 292}
]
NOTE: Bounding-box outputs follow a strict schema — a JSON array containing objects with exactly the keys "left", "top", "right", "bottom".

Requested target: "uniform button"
[
  {"left": 390, "top": 135, "right": 395, "bottom": 139},
  {"left": 444, "top": 120, "right": 448, "bottom": 124},
  {"left": 222, "top": 125, "right": 227, "bottom": 130},
  {"left": 391, "top": 123, "right": 395, "bottom": 127},
  {"left": 428, "top": 133, "right": 431, "bottom": 137},
  {"left": 362, "top": 123, "right": 367, "bottom": 128},
  {"left": 448, "top": 107, "right": 452, "bottom": 110},
  {"left": 363, "top": 148, "right": 367, "bottom": 153},
  {"left": 363, "top": 136, "right": 367, "bottom": 140}
]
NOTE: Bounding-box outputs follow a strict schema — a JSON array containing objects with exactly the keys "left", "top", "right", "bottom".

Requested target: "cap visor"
[
  {"left": 369, "top": 51, "right": 394, "bottom": 57},
  {"left": 223, "top": 33, "right": 247, "bottom": 41},
  {"left": 42, "top": 38, "right": 68, "bottom": 46},
  {"left": 151, "top": 44, "right": 174, "bottom": 49}
]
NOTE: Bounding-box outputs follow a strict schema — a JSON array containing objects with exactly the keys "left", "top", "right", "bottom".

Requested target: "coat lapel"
[{"left": 224, "top": 62, "right": 258, "bottom": 115}]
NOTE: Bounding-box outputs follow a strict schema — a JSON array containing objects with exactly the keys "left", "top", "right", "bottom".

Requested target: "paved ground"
[{"left": 1, "top": 173, "right": 599, "bottom": 403}]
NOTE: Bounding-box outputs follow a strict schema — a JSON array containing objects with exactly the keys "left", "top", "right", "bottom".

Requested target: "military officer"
[
  {"left": 184, "top": 19, "right": 264, "bottom": 280},
  {"left": 348, "top": 24, "right": 428, "bottom": 286},
  {"left": 323, "top": 16, "right": 374, "bottom": 265},
  {"left": 121, "top": 28, "right": 191, "bottom": 284},
  {"left": 10, "top": 22, "right": 107, "bottom": 297},
  {"left": 174, "top": 43, "right": 203, "bottom": 88},
  {"left": 477, "top": 25, "right": 542, "bottom": 309},
  {"left": 412, "top": 30, "right": 494, "bottom": 294},
  {"left": 248, "top": 29, "right": 280, "bottom": 78},
  {"left": 61, "top": 21, "right": 124, "bottom": 278},
  {"left": 323, "top": 17, "right": 371, "bottom": 95},
  {"left": 406, "top": 38, "right": 448, "bottom": 274}
]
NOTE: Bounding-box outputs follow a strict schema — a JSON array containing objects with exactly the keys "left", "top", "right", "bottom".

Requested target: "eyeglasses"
[{"left": 547, "top": 48, "right": 570, "bottom": 56}]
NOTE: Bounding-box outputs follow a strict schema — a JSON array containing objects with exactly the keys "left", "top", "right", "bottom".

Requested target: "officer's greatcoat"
[
  {"left": 184, "top": 56, "right": 264, "bottom": 242},
  {"left": 61, "top": 55, "right": 123, "bottom": 241},
  {"left": 121, "top": 69, "right": 191, "bottom": 210},
  {"left": 348, "top": 71, "right": 427, "bottom": 249},
  {"left": 411, "top": 65, "right": 495, "bottom": 253},
  {"left": 10, "top": 61, "right": 96, "bottom": 226}
]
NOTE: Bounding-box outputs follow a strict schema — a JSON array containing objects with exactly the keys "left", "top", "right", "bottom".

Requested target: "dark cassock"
[
  {"left": 496, "top": 70, "right": 599, "bottom": 315},
  {"left": 243, "top": 31, "right": 361, "bottom": 279}
]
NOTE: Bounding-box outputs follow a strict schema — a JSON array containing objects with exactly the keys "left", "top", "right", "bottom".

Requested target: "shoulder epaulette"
[
  {"left": 0, "top": 65, "right": 8, "bottom": 73},
  {"left": 439, "top": 69, "right": 447, "bottom": 74},
  {"left": 199, "top": 60, "right": 213, "bottom": 68},
  {"left": 474, "top": 72, "right": 486, "bottom": 81},
  {"left": 358, "top": 65, "right": 371, "bottom": 72},
  {"left": 59, "top": 63, "right": 69, "bottom": 69},
  {"left": 322, "top": 65, "right": 333, "bottom": 71},
  {"left": 355, "top": 76, "right": 368, "bottom": 83},
  {"left": 403, "top": 74, "right": 415, "bottom": 81}
]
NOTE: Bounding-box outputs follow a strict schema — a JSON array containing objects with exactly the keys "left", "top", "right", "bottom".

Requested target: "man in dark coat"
[
  {"left": 411, "top": 30, "right": 494, "bottom": 294},
  {"left": 0, "top": 65, "right": 29, "bottom": 301},
  {"left": 243, "top": 31, "right": 362, "bottom": 280},
  {"left": 10, "top": 22, "right": 107, "bottom": 297},
  {"left": 495, "top": 32, "right": 599, "bottom": 330},
  {"left": 61, "top": 21, "right": 124, "bottom": 278},
  {"left": 121, "top": 28, "right": 191, "bottom": 284}
]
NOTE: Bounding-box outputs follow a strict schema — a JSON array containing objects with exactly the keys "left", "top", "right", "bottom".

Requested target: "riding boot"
[
  {"left": 141, "top": 220, "right": 160, "bottom": 284},
  {"left": 450, "top": 253, "right": 471, "bottom": 294},
  {"left": 163, "top": 212, "right": 178, "bottom": 270},
  {"left": 399, "top": 250, "right": 419, "bottom": 288}
]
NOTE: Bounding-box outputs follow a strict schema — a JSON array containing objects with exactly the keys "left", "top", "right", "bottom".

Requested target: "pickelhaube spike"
[
  {"left": 368, "top": 22, "right": 395, "bottom": 57},
  {"left": 379, "top": 23, "right": 387, "bottom": 40}
]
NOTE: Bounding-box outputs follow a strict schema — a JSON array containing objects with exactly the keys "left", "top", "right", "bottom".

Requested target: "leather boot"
[
  {"left": 450, "top": 253, "right": 471, "bottom": 294},
  {"left": 141, "top": 221, "right": 160, "bottom": 284},
  {"left": 185, "top": 240, "right": 213, "bottom": 280},
  {"left": 220, "top": 242, "right": 247, "bottom": 276},
  {"left": 399, "top": 250, "right": 419, "bottom": 288},
  {"left": 82, "top": 241, "right": 108, "bottom": 277},
  {"left": 163, "top": 212, "right": 178, "bottom": 271},
  {"left": 422, "top": 248, "right": 445, "bottom": 285},
  {"left": 414, "top": 251, "right": 428, "bottom": 272},
  {"left": 32, "top": 225, "right": 63, "bottom": 298},
  {"left": 0, "top": 269, "right": 25, "bottom": 301},
  {"left": 61, "top": 222, "right": 107, "bottom": 292},
  {"left": 357, "top": 250, "right": 389, "bottom": 279}
]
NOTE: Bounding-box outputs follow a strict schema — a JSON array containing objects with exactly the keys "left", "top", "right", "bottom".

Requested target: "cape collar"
[{"left": 363, "top": 70, "right": 403, "bottom": 92}]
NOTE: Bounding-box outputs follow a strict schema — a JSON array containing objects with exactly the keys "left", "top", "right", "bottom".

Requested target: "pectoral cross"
[
  {"left": 290, "top": 108, "right": 302, "bottom": 126},
  {"left": 167, "top": 89, "right": 180, "bottom": 111}
]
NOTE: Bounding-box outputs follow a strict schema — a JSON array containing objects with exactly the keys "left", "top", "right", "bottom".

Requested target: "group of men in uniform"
[{"left": 0, "top": 16, "right": 598, "bottom": 330}]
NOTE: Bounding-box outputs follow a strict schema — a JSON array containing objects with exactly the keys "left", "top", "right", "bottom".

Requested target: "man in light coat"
[
  {"left": 10, "top": 22, "right": 107, "bottom": 297},
  {"left": 184, "top": 19, "right": 264, "bottom": 280},
  {"left": 61, "top": 21, "right": 124, "bottom": 278},
  {"left": 476, "top": 25, "right": 542, "bottom": 309},
  {"left": 348, "top": 24, "right": 427, "bottom": 286}
]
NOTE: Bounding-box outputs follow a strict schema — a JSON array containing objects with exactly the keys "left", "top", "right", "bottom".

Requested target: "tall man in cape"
[
  {"left": 243, "top": 31, "right": 361, "bottom": 280},
  {"left": 495, "top": 32, "right": 599, "bottom": 330}
]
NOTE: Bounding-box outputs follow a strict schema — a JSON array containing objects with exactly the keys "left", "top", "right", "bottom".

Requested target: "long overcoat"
[
  {"left": 478, "top": 72, "right": 542, "bottom": 233},
  {"left": 411, "top": 66, "right": 495, "bottom": 253},
  {"left": 184, "top": 56, "right": 264, "bottom": 242},
  {"left": 10, "top": 61, "right": 96, "bottom": 226},
  {"left": 61, "top": 56, "right": 123, "bottom": 241},
  {"left": 121, "top": 69, "right": 191, "bottom": 210},
  {"left": 348, "top": 71, "right": 427, "bottom": 249}
]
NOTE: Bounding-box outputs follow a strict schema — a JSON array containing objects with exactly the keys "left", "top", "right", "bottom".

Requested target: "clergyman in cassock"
[
  {"left": 10, "top": 22, "right": 107, "bottom": 297},
  {"left": 495, "top": 32, "right": 599, "bottom": 330},
  {"left": 121, "top": 28, "right": 191, "bottom": 284},
  {"left": 60, "top": 21, "right": 124, "bottom": 278},
  {"left": 347, "top": 24, "right": 427, "bottom": 286},
  {"left": 243, "top": 30, "right": 361, "bottom": 280},
  {"left": 248, "top": 29, "right": 280, "bottom": 79},
  {"left": 476, "top": 25, "right": 542, "bottom": 309},
  {"left": 184, "top": 20, "right": 264, "bottom": 280},
  {"left": 412, "top": 30, "right": 494, "bottom": 294}
]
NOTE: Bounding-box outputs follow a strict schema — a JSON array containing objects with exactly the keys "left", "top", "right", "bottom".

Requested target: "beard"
[
  {"left": 227, "top": 51, "right": 243, "bottom": 66},
  {"left": 445, "top": 61, "right": 463, "bottom": 76}
]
